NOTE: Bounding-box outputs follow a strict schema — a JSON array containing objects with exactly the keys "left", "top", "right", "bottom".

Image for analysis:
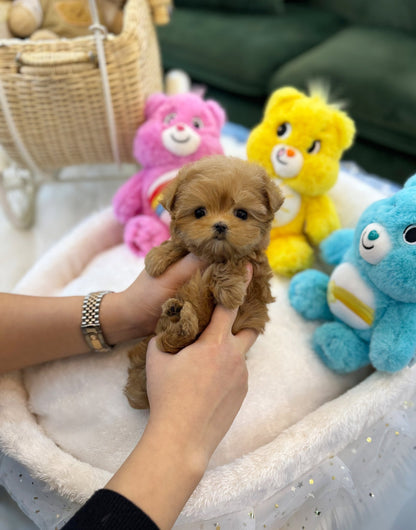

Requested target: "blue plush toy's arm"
[
  {"left": 370, "top": 303, "right": 416, "bottom": 372},
  {"left": 320, "top": 228, "right": 354, "bottom": 266},
  {"left": 289, "top": 269, "right": 333, "bottom": 321}
]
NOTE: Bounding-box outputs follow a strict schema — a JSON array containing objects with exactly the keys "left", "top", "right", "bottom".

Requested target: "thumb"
[{"left": 200, "top": 263, "right": 253, "bottom": 340}]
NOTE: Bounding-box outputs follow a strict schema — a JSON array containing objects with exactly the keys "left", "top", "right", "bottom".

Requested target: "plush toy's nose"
[
  {"left": 286, "top": 148, "right": 295, "bottom": 157},
  {"left": 213, "top": 222, "right": 228, "bottom": 234},
  {"left": 176, "top": 124, "right": 185, "bottom": 131}
]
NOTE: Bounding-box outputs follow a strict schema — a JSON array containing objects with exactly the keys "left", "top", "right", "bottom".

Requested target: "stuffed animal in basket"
[
  {"left": 112, "top": 92, "right": 226, "bottom": 256},
  {"left": 124, "top": 155, "right": 284, "bottom": 409},
  {"left": 246, "top": 85, "right": 356, "bottom": 277},
  {"left": 289, "top": 174, "right": 416, "bottom": 374},
  {"left": 7, "top": 0, "right": 125, "bottom": 39},
  {"left": 0, "top": 0, "right": 12, "bottom": 39}
]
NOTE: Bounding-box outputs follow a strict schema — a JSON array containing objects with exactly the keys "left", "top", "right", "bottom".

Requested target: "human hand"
[
  {"left": 105, "top": 267, "right": 256, "bottom": 530},
  {"left": 145, "top": 268, "right": 256, "bottom": 470},
  {"left": 102, "top": 254, "right": 204, "bottom": 345}
]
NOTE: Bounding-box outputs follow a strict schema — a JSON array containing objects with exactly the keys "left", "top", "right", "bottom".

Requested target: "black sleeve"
[{"left": 62, "top": 489, "right": 160, "bottom": 529}]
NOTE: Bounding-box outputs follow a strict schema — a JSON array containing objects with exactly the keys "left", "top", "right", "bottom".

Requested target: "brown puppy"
[{"left": 125, "top": 155, "right": 284, "bottom": 409}]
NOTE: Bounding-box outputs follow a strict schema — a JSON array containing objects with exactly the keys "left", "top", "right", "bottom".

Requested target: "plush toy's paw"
[
  {"left": 313, "top": 322, "right": 370, "bottom": 373},
  {"left": 289, "top": 269, "right": 332, "bottom": 320},
  {"left": 369, "top": 341, "right": 416, "bottom": 373},
  {"left": 124, "top": 215, "right": 170, "bottom": 256},
  {"left": 267, "top": 236, "right": 314, "bottom": 276},
  {"left": 156, "top": 299, "right": 199, "bottom": 353},
  {"left": 320, "top": 228, "right": 355, "bottom": 266}
]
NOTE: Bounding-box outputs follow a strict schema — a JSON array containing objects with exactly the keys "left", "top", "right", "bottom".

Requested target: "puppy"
[{"left": 124, "top": 155, "right": 284, "bottom": 409}]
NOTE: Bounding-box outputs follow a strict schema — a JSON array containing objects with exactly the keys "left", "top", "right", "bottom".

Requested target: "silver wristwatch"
[{"left": 80, "top": 291, "right": 114, "bottom": 353}]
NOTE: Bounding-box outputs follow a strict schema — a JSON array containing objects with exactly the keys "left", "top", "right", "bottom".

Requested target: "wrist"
[
  {"left": 100, "top": 291, "right": 145, "bottom": 346},
  {"left": 145, "top": 418, "right": 208, "bottom": 481},
  {"left": 107, "top": 421, "right": 206, "bottom": 530}
]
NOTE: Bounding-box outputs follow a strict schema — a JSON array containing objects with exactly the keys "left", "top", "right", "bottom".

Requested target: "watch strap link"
[{"left": 81, "top": 290, "right": 114, "bottom": 353}]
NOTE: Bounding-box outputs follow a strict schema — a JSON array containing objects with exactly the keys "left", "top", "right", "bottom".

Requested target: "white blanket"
[{"left": 1, "top": 165, "right": 416, "bottom": 526}]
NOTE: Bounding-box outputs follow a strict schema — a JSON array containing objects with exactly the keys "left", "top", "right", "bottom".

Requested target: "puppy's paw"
[
  {"left": 213, "top": 279, "right": 246, "bottom": 309},
  {"left": 124, "top": 366, "right": 149, "bottom": 409},
  {"left": 163, "top": 298, "right": 184, "bottom": 322},
  {"left": 145, "top": 246, "right": 170, "bottom": 277},
  {"left": 157, "top": 301, "right": 199, "bottom": 353},
  {"left": 145, "top": 241, "right": 188, "bottom": 277},
  {"left": 125, "top": 387, "right": 149, "bottom": 409}
]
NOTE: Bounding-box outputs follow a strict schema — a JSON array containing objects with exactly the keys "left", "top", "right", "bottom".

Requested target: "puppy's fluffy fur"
[{"left": 125, "top": 155, "right": 284, "bottom": 409}]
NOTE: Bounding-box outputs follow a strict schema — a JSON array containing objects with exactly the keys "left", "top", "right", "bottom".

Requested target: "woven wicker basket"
[{"left": 0, "top": 0, "right": 165, "bottom": 174}]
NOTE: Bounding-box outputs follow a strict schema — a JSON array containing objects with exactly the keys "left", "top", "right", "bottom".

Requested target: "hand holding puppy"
[
  {"left": 125, "top": 155, "right": 284, "bottom": 408},
  {"left": 106, "top": 292, "right": 256, "bottom": 530}
]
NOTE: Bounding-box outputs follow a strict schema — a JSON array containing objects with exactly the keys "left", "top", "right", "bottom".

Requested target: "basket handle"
[
  {"left": 87, "top": 0, "right": 120, "bottom": 166},
  {"left": 15, "top": 50, "right": 97, "bottom": 69}
]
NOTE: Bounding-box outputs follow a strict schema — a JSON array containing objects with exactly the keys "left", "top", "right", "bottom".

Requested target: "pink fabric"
[{"left": 113, "top": 92, "right": 226, "bottom": 256}]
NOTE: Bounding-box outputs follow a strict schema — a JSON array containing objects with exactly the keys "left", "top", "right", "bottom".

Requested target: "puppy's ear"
[
  {"left": 261, "top": 171, "right": 285, "bottom": 214},
  {"left": 160, "top": 165, "right": 190, "bottom": 213},
  {"left": 160, "top": 178, "right": 180, "bottom": 214}
]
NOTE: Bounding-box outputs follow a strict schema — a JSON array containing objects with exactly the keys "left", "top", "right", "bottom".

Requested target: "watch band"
[{"left": 81, "top": 291, "right": 114, "bottom": 353}]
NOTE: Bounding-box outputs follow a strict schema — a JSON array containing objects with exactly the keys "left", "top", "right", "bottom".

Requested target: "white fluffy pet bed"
[{"left": 1, "top": 162, "right": 416, "bottom": 530}]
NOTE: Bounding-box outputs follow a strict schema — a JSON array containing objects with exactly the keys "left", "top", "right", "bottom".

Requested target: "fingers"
[
  {"left": 202, "top": 305, "right": 238, "bottom": 337},
  {"left": 146, "top": 336, "right": 166, "bottom": 366},
  {"left": 233, "top": 328, "right": 258, "bottom": 356},
  {"left": 152, "top": 260, "right": 258, "bottom": 356},
  {"left": 160, "top": 254, "right": 203, "bottom": 287},
  {"left": 245, "top": 263, "right": 253, "bottom": 284},
  {"left": 200, "top": 263, "right": 256, "bottom": 351}
]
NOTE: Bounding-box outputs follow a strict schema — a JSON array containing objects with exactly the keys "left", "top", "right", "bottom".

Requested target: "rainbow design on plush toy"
[
  {"left": 247, "top": 85, "right": 356, "bottom": 276},
  {"left": 147, "top": 169, "right": 178, "bottom": 225}
]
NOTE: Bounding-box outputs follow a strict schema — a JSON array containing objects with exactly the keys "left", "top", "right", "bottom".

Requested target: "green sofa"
[{"left": 157, "top": 0, "right": 416, "bottom": 183}]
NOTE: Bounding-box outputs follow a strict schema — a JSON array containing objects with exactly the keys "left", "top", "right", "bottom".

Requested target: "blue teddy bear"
[{"left": 289, "top": 174, "right": 416, "bottom": 373}]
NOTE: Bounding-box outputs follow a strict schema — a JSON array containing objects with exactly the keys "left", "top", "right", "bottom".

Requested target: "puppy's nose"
[{"left": 213, "top": 222, "right": 228, "bottom": 234}]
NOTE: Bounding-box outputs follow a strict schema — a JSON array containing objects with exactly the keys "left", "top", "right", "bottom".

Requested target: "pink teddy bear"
[{"left": 113, "top": 92, "right": 226, "bottom": 256}]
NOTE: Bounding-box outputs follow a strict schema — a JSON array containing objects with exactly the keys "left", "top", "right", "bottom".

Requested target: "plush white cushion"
[{"left": 1, "top": 165, "right": 415, "bottom": 527}]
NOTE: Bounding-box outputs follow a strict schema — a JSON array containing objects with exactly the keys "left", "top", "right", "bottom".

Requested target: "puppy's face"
[{"left": 162, "top": 155, "right": 284, "bottom": 262}]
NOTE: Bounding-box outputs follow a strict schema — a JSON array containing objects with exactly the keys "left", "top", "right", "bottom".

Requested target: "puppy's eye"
[
  {"left": 192, "top": 117, "right": 204, "bottom": 129},
  {"left": 234, "top": 209, "right": 248, "bottom": 220},
  {"left": 277, "top": 122, "right": 291, "bottom": 139},
  {"left": 307, "top": 140, "right": 321, "bottom": 154},
  {"left": 194, "top": 207, "right": 206, "bottom": 219},
  {"left": 164, "top": 112, "right": 177, "bottom": 124}
]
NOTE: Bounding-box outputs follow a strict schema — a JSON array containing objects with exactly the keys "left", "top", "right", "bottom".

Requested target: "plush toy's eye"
[
  {"left": 359, "top": 222, "right": 392, "bottom": 264},
  {"left": 403, "top": 224, "right": 416, "bottom": 244},
  {"left": 277, "top": 122, "right": 292, "bottom": 139},
  {"left": 164, "top": 112, "right": 177, "bottom": 124},
  {"left": 192, "top": 117, "right": 204, "bottom": 129},
  {"left": 307, "top": 140, "right": 321, "bottom": 154},
  {"left": 194, "top": 207, "right": 206, "bottom": 219},
  {"left": 234, "top": 209, "right": 248, "bottom": 220}
]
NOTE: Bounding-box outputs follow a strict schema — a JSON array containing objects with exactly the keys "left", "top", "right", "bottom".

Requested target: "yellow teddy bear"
[{"left": 247, "top": 85, "right": 356, "bottom": 276}]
